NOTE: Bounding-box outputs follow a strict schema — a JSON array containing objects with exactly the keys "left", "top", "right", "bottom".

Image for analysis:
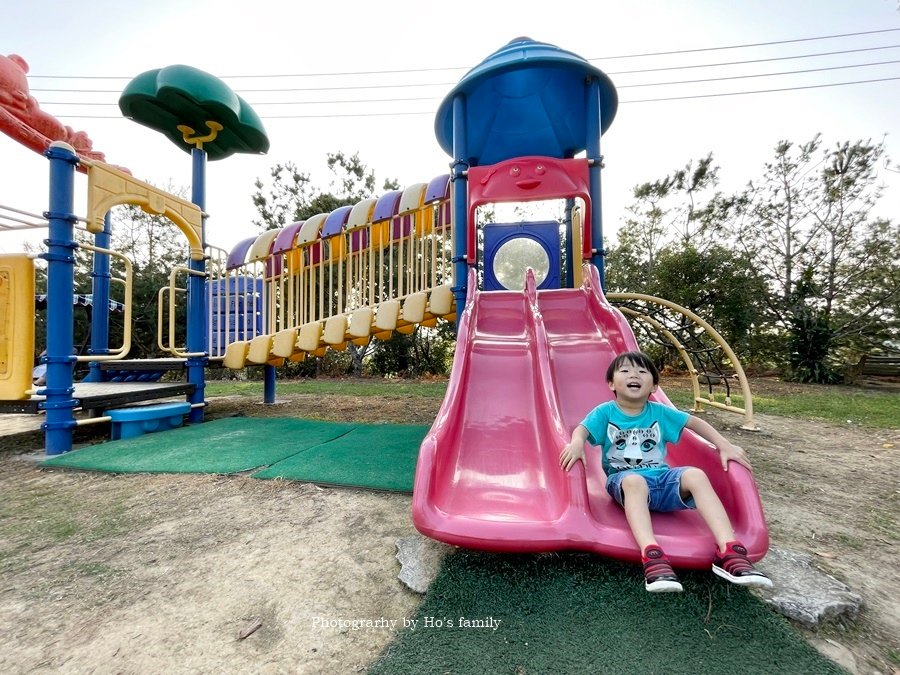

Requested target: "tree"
[
  {"left": 250, "top": 152, "right": 457, "bottom": 378},
  {"left": 650, "top": 244, "right": 768, "bottom": 358},
  {"left": 252, "top": 152, "right": 399, "bottom": 232},
  {"left": 726, "top": 136, "right": 898, "bottom": 381},
  {"left": 105, "top": 196, "right": 193, "bottom": 359},
  {"left": 608, "top": 154, "right": 721, "bottom": 292}
]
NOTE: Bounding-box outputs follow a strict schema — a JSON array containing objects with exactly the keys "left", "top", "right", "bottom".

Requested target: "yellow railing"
[
  {"left": 221, "top": 183, "right": 455, "bottom": 369},
  {"left": 608, "top": 292, "right": 758, "bottom": 430},
  {"left": 74, "top": 243, "right": 133, "bottom": 362}
]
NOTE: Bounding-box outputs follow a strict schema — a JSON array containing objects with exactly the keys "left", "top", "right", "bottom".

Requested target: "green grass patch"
[
  {"left": 208, "top": 377, "right": 899, "bottom": 428},
  {"left": 886, "top": 648, "right": 900, "bottom": 667},
  {"left": 867, "top": 507, "right": 898, "bottom": 538},
  {"left": 0, "top": 483, "right": 144, "bottom": 576},
  {"left": 665, "top": 388, "right": 899, "bottom": 429},
  {"left": 205, "top": 377, "right": 449, "bottom": 399},
  {"left": 70, "top": 561, "right": 121, "bottom": 579}
]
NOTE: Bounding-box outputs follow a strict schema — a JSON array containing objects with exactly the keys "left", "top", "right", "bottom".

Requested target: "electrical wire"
[
  {"left": 50, "top": 72, "right": 900, "bottom": 119},
  {"left": 24, "top": 28, "right": 900, "bottom": 119},
  {"left": 37, "top": 57, "right": 900, "bottom": 106},
  {"left": 26, "top": 27, "right": 900, "bottom": 81}
]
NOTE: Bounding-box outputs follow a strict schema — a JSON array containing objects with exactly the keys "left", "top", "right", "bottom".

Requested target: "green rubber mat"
[
  {"left": 40, "top": 417, "right": 408, "bottom": 482},
  {"left": 370, "top": 550, "right": 844, "bottom": 675},
  {"left": 252, "top": 423, "right": 428, "bottom": 492}
]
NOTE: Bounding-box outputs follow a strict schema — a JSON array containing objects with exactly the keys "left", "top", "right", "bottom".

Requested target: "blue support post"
[
  {"left": 450, "top": 94, "right": 469, "bottom": 318},
  {"left": 187, "top": 147, "right": 208, "bottom": 423},
  {"left": 585, "top": 78, "right": 606, "bottom": 289},
  {"left": 42, "top": 143, "right": 80, "bottom": 454},
  {"left": 84, "top": 212, "right": 112, "bottom": 383},
  {"left": 263, "top": 365, "right": 276, "bottom": 404}
]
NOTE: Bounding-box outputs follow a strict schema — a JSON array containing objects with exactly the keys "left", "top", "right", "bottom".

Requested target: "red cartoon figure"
[{"left": 0, "top": 53, "right": 105, "bottom": 162}]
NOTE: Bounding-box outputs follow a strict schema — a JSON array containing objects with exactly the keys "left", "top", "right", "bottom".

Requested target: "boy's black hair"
[{"left": 605, "top": 351, "right": 660, "bottom": 385}]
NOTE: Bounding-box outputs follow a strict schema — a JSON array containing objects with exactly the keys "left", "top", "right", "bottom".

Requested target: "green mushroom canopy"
[{"left": 119, "top": 64, "right": 269, "bottom": 161}]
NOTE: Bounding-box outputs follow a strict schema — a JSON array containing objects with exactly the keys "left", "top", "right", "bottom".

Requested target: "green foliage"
[
  {"left": 726, "top": 136, "right": 897, "bottom": 379},
  {"left": 652, "top": 244, "right": 767, "bottom": 354},
  {"left": 368, "top": 324, "right": 455, "bottom": 377},
  {"left": 252, "top": 152, "right": 399, "bottom": 231},
  {"left": 610, "top": 138, "right": 898, "bottom": 379}
]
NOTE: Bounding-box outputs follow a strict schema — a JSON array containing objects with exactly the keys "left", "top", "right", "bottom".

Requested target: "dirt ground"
[{"left": 0, "top": 377, "right": 898, "bottom": 674}]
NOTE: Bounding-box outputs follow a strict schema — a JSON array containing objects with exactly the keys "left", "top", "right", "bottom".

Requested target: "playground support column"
[
  {"left": 450, "top": 94, "right": 469, "bottom": 315},
  {"left": 586, "top": 78, "right": 606, "bottom": 289},
  {"left": 564, "top": 197, "right": 575, "bottom": 288},
  {"left": 262, "top": 277, "right": 276, "bottom": 404},
  {"left": 187, "top": 147, "right": 208, "bottom": 422},
  {"left": 42, "top": 143, "right": 80, "bottom": 454},
  {"left": 84, "top": 212, "right": 113, "bottom": 382}
]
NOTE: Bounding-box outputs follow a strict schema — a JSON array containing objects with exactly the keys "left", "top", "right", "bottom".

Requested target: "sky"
[{"left": 1, "top": 0, "right": 899, "bottom": 256}]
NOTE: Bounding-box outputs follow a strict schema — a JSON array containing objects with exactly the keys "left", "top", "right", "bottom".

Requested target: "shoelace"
[
  {"left": 719, "top": 552, "right": 759, "bottom": 576},
  {"left": 644, "top": 558, "right": 677, "bottom": 580}
]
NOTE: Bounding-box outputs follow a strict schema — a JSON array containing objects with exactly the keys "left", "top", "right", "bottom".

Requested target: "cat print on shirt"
[{"left": 606, "top": 421, "right": 665, "bottom": 472}]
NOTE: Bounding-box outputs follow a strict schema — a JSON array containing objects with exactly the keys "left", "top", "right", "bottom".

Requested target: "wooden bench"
[
  {"left": 858, "top": 355, "right": 900, "bottom": 377},
  {"left": 850, "top": 354, "right": 900, "bottom": 383}
]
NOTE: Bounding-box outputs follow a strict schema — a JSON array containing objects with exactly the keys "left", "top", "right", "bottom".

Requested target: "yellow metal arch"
[
  {"left": 85, "top": 160, "right": 204, "bottom": 260},
  {"left": 608, "top": 291, "right": 758, "bottom": 431}
]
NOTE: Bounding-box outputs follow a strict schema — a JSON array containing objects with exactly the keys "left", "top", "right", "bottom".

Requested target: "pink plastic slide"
[{"left": 412, "top": 267, "right": 769, "bottom": 569}]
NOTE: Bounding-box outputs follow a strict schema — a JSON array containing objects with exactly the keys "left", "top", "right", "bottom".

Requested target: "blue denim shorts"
[{"left": 606, "top": 467, "right": 696, "bottom": 513}]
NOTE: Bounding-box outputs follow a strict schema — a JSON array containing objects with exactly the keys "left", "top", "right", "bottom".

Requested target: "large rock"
[
  {"left": 395, "top": 535, "right": 453, "bottom": 594},
  {"left": 753, "top": 546, "right": 864, "bottom": 627}
]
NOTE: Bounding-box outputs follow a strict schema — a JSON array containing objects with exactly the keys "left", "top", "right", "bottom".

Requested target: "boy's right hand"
[{"left": 559, "top": 442, "right": 585, "bottom": 471}]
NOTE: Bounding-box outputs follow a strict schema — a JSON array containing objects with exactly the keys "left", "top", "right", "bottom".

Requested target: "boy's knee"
[
  {"left": 621, "top": 473, "right": 649, "bottom": 494},
  {"left": 680, "top": 467, "right": 711, "bottom": 489}
]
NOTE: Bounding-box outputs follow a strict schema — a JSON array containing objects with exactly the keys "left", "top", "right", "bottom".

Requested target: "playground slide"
[{"left": 412, "top": 268, "right": 768, "bottom": 569}]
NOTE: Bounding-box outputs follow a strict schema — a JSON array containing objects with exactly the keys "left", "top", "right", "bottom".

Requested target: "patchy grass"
[
  {"left": 205, "top": 377, "right": 449, "bottom": 399},
  {"left": 664, "top": 386, "right": 899, "bottom": 429},
  {"left": 0, "top": 477, "right": 145, "bottom": 578},
  {"left": 207, "top": 376, "right": 899, "bottom": 428}
]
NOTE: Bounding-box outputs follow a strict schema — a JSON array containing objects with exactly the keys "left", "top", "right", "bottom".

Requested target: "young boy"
[{"left": 559, "top": 351, "right": 772, "bottom": 593}]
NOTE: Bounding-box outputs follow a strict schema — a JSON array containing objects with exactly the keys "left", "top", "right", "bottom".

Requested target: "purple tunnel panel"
[
  {"left": 272, "top": 221, "right": 305, "bottom": 255},
  {"left": 424, "top": 174, "right": 451, "bottom": 203},
  {"left": 372, "top": 190, "right": 402, "bottom": 222},
  {"left": 321, "top": 206, "right": 353, "bottom": 238},
  {"left": 226, "top": 236, "right": 258, "bottom": 270}
]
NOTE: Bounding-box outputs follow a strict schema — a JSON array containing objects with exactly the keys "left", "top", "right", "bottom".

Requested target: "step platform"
[{"left": 108, "top": 401, "right": 191, "bottom": 440}]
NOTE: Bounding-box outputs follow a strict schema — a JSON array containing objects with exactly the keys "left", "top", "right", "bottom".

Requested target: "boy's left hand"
[{"left": 719, "top": 443, "right": 752, "bottom": 472}]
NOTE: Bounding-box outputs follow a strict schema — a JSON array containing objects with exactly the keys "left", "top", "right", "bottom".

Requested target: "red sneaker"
[
  {"left": 712, "top": 541, "right": 773, "bottom": 587},
  {"left": 642, "top": 545, "right": 683, "bottom": 593}
]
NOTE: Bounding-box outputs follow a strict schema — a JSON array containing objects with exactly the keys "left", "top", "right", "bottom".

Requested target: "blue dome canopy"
[{"left": 434, "top": 38, "right": 618, "bottom": 166}]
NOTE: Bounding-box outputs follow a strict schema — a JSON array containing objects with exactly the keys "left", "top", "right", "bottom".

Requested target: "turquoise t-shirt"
[{"left": 580, "top": 400, "right": 690, "bottom": 477}]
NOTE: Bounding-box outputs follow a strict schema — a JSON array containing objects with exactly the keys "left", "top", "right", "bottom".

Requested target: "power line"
[
  {"left": 26, "top": 27, "right": 900, "bottom": 80},
  {"left": 605, "top": 44, "right": 900, "bottom": 76},
  {"left": 38, "top": 58, "right": 900, "bottom": 107},
  {"left": 593, "top": 27, "right": 900, "bottom": 60},
  {"left": 42, "top": 96, "right": 439, "bottom": 106},
  {"left": 623, "top": 75, "right": 900, "bottom": 103},
  {"left": 31, "top": 81, "right": 458, "bottom": 95},
  {"left": 46, "top": 74, "right": 900, "bottom": 119},
  {"left": 30, "top": 44, "right": 900, "bottom": 97},
  {"left": 617, "top": 58, "right": 900, "bottom": 88}
]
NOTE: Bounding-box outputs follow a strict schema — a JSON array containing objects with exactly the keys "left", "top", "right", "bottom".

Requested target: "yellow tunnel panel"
[
  {"left": 247, "top": 334, "right": 273, "bottom": 364},
  {"left": 223, "top": 341, "right": 250, "bottom": 369},
  {"left": 0, "top": 255, "right": 35, "bottom": 400},
  {"left": 271, "top": 328, "right": 298, "bottom": 358}
]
